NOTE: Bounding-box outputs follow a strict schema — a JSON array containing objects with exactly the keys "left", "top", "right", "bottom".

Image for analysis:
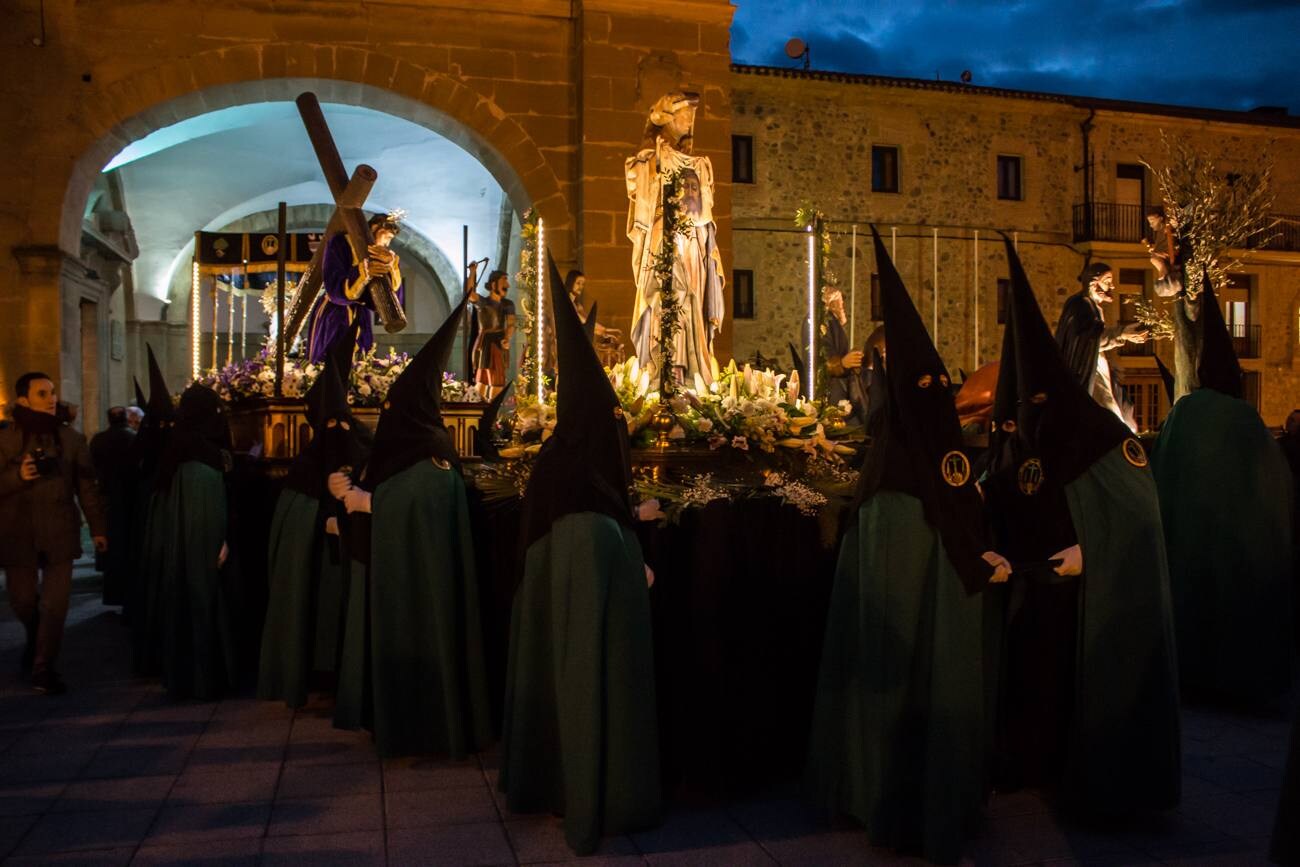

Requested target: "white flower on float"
[
  {"left": 693, "top": 371, "right": 707, "bottom": 396},
  {"left": 697, "top": 418, "right": 713, "bottom": 433}
]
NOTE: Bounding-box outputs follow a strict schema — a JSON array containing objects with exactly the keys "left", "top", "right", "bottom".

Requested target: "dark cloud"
[{"left": 732, "top": 0, "right": 1300, "bottom": 114}]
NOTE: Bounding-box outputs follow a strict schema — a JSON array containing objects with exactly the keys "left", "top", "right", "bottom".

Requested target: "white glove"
[
  {"left": 324, "top": 517, "right": 339, "bottom": 536},
  {"left": 982, "top": 551, "right": 1012, "bottom": 584},
  {"left": 343, "top": 488, "right": 372, "bottom": 515},
  {"left": 1051, "top": 544, "right": 1083, "bottom": 577},
  {"left": 327, "top": 471, "right": 352, "bottom": 501}
]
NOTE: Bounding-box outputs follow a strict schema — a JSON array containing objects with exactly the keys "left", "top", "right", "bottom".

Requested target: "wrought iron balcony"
[
  {"left": 1230, "top": 323, "right": 1261, "bottom": 359},
  {"left": 1073, "top": 203, "right": 1300, "bottom": 252}
]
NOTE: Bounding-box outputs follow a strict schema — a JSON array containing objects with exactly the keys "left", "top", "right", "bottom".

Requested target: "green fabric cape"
[
  {"left": 499, "top": 511, "right": 661, "bottom": 856},
  {"left": 257, "top": 488, "right": 345, "bottom": 709},
  {"left": 366, "top": 459, "right": 492, "bottom": 759},
  {"left": 1272, "top": 710, "right": 1300, "bottom": 863},
  {"left": 1061, "top": 444, "right": 1181, "bottom": 811},
  {"left": 131, "top": 482, "right": 168, "bottom": 675},
  {"left": 805, "top": 491, "right": 985, "bottom": 865},
  {"left": 157, "top": 461, "right": 238, "bottom": 700},
  {"left": 1152, "top": 388, "right": 1295, "bottom": 703},
  {"left": 333, "top": 552, "right": 368, "bottom": 732}
]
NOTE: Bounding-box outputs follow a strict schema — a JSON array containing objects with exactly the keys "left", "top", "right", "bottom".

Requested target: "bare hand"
[
  {"left": 327, "top": 471, "right": 352, "bottom": 501},
  {"left": 217, "top": 542, "right": 229, "bottom": 569},
  {"left": 1121, "top": 324, "right": 1150, "bottom": 344},
  {"left": 982, "top": 551, "right": 1012, "bottom": 583},
  {"left": 324, "top": 517, "right": 339, "bottom": 536},
  {"left": 842, "top": 350, "right": 864, "bottom": 370},
  {"left": 343, "top": 488, "right": 372, "bottom": 515},
  {"left": 19, "top": 454, "right": 37, "bottom": 482},
  {"left": 645, "top": 564, "right": 656, "bottom": 588},
  {"left": 1051, "top": 544, "right": 1083, "bottom": 577},
  {"left": 637, "top": 499, "right": 665, "bottom": 522}
]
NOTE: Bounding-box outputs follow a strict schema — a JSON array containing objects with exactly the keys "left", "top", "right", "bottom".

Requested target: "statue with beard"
[{"left": 626, "top": 92, "right": 725, "bottom": 387}]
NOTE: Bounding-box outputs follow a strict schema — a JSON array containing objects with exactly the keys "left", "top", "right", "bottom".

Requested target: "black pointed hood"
[
  {"left": 474, "top": 381, "right": 512, "bottom": 463},
  {"left": 987, "top": 233, "right": 1133, "bottom": 491},
  {"left": 133, "top": 377, "right": 147, "bottom": 410},
  {"left": 520, "top": 254, "right": 635, "bottom": 548},
  {"left": 1196, "top": 276, "right": 1244, "bottom": 399},
  {"left": 156, "top": 382, "right": 231, "bottom": 490},
  {"left": 145, "top": 344, "right": 174, "bottom": 423},
  {"left": 131, "top": 344, "right": 175, "bottom": 477},
  {"left": 362, "top": 292, "right": 466, "bottom": 489},
  {"left": 852, "top": 225, "right": 991, "bottom": 592},
  {"left": 583, "top": 300, "right": 599, "bottom": 343},
  {"left": 285, "top": 321, "right": 371, "bottom": 499},
  {"left": 305, "top": 316, "right": 360, "bottom": 430},
  {"left": 1154, "top": 354, "right": 1176, "bottom": 406}
]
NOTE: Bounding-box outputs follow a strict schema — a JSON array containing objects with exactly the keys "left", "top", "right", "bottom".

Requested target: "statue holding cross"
[{"left": 280, "top": 92, "right": 408, "bottom": 366}]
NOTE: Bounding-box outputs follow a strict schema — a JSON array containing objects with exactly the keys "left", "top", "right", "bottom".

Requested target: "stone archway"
[{"left": 60, "top": 47, "right": 574, "bottom": 262}]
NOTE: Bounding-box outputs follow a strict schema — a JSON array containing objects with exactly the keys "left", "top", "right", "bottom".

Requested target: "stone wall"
[{"left": 730, "top": 67, "right": 1300, "bottom": 425}]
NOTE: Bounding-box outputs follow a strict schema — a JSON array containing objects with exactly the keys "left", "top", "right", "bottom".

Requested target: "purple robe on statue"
[{"left": 306, "top": 234, "right": 404, "bottom": 364}]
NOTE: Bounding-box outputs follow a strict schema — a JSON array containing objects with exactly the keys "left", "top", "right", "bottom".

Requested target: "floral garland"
[
  {"left": 652, "top": 169, "right": 694, "bottom": 395},
  {"left": 514, "top": 208, "right": 543, "bottom": 396},
  {"left": 195, "top": 348, "right": 481, "bottom": 406},
  {"left": 793, "top": 204, "right": 835, "bottom": 398}
]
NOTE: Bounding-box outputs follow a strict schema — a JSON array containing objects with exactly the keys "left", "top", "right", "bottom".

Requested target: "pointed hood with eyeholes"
[
  {"left": 132, "top": 344, "right": 175, "bottom": 476},
  {"left": 362, "top": 293, "right": 467, "bottom": 490},
  {"left": 145, "top": 344, "right": 175, "bottom": 424},
  {"left": 1195, "top": 276, "right": 1244, "bottom": 399},
  {"left": 988, "top": 235, "right": 1130, "bottom": 487},
  {"left": 851, "top": 225, "right": 992, "bottom": 592},
  {"left": 520, "top": 254, "right": 635, "bottom": 549},
  {"left": 285, "top": 320, "right": 371, "bottom": 499},
  {"left": 474, "top": 381, "right": 513, "bottom": 463},
  {"left": 155, "top": 382, "right": 232, "bottom": 490}
]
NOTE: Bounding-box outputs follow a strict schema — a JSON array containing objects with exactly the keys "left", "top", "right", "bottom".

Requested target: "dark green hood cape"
[
  {"left": 156, "top": 382, "right": 238, "bottom": 700},
  {"left": 806, "top": 227, "right": 990, "bottom": 864},
  {"left": 499, "top": 254, "right": 660, "bottom": 856},
  {"left": 333, "top": 293, "right": 492, "bottom": 759},
  {"left": 259, "top": 321, "right": 368, "bottom": 709},
  {"left": 131, "top": 344, "right": 177, "bottom": 675},
  {"left": 984, "top": 237, "right": 1179, "bottom": 812},
  {"left": 1151, "top": 277, "right": 1294, "bottom": 704}
]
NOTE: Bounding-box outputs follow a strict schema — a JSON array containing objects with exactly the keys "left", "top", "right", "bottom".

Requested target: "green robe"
[
  {"left": 257, "top": 488, "right": 345, "bottom": 709},
  {"left": 1152, "top": 388, "right": 1295, "bottom": 703},
  {"left": 365, "top": 459, "right": 492, "bottom": 758},
  {"left": 499, "top": 512, "right": 661, "bottom": 856},
  {"left": 333, "top": 551, "right": 368, "bottom": 731},
  {"left": 805, "top": 491, "right": 985, "bottom": 865},
  {"left": 157, "top": 461, "right": 238, "bottom": 700},
  {"left": 131, "top": 483, "right": 168, "bottom": 675},
  {"left": 1060, "top": 444, "right": 1181, "bottom": 811}
]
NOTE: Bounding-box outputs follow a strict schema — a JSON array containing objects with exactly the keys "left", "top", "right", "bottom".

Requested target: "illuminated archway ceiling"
[{"left": 111, "top": 102, "right": 510, "bottom": 316}]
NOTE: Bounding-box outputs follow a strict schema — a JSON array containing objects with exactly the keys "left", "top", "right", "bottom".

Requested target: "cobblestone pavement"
[{"left": 0, "top": 592, "right": 1289, "bottom": 866}]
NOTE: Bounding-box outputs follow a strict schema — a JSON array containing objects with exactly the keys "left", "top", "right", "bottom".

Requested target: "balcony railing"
[
  {"left": 1073, "top": 203, "right": 1300, "bottom": 252},
  {"left": 1230, "top": 323, "right": 1261, "bottom": 359}
]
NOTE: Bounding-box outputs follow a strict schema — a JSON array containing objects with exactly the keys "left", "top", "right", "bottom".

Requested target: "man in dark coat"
[
  {"left": 89, "top": 406, "right": 136, "bottom": 607},
  {"left": 1054, "top": 262, "right": 1146, "bottom": 430},
  {"left": 0, "top": 372, "right": 107, "bottom": 694},
  {"left": 821, "top": 285, "right": 867, "bottom": 424}
]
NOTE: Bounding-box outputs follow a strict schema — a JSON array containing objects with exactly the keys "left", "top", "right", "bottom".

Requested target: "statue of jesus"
[{"left": 626, "top": 92, "right": 725, "bottom": 387}]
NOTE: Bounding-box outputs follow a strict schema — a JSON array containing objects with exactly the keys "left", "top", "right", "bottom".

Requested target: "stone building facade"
[{"left": 729, "top": 65, "right": 1300, "bottom": 427}]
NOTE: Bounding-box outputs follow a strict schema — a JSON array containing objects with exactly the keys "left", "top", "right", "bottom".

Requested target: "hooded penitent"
[
  {"left": 133, "top": 378, "right": 147, "bottom": 412},
  {"left": 474, "top": 381, "right": 512, "bottom": 463},
  {"left": 854, "top": 226, "right": 991, "bottom": 592},
  {"left": 1154, "top": 355, "right": 1176, "bottom": 406},
  {"left": 284, "top": 318, "right": 369, "bottom": 499},
  {"left": 520, "top": 255, "right": 635, "bottom": 548},
  {"left": 362, "top": 292, "right": 467, "bottom": 489},
  {"left": 155, "top": 383, "right": 231, "bottom": 491},
  {"left": 1195, "top": 276, "right": 1244, "bottom": 399},
  {"left": 132, "top": 344, "right": 176, "bottom": 478}
]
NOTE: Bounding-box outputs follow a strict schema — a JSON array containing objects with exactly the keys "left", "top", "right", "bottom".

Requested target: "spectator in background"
[
  {"left": 0, "top": 372, "right": 106, "bottom": 695},
  {"left": 125, "top": 406, "right": 144, "bottom": 432},
  {"left": 89, "top": 407, "right": 136, "bottom": 607}
]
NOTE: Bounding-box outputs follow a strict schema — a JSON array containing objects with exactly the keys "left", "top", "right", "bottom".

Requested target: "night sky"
[{"left": 731, "top": 0, "right": 1300, "bottom": 114}]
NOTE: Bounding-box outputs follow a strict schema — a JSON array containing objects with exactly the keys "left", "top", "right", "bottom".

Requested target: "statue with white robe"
[{"left": 626, "top": 92, "right": 725, "bottom": 387}]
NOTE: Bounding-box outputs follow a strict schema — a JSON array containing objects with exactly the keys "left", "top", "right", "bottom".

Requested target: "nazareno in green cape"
[
  {"left": 364, "top": 459, "right": 492, "bottom": 759},
  {"left": 257, "top": 488, "right": 345, "bottom": 709},
  {"left": 1151, "top": 387, "right": 1294, "bottom": 703},
  {"left": 805, "top": 492, "right": 986, "bottom": 865},
  {"left": 157, "top": 460, "right": 238, "bottom": 701},
  {"left": 499, "top": 511, "right": 661, "bottom": 856}
]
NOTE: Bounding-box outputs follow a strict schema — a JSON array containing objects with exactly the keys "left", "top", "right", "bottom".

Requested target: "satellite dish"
[
  {"left": 785, "top": 38, "right": 807, "bottom": 60},
  {"left": 960, "top": 70, "right": 973, "bottom": 83}
]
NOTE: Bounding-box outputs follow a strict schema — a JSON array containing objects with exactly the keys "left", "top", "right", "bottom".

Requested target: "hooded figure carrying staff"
[
  {"left": 259, "top": 318, "right": 371, "bottom": 709},
  {"left": 498, "top": 256, "right": 661, "bottom": 856},
  {"left": 805, "top": 227, "right": 1010, "bottom": 864},
  {"left": 1151, "top": 276, "right": 1294, "bottom": 705},
  {"left": 983, "top": 237, "right": 1180, "bottom": 813},
  {"left": 328, "top": 294, "right": 492, "bottom": 759}
]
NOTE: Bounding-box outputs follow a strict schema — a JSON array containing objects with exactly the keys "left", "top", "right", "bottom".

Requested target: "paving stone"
[
  {"left": 4, "top": 847, "right": 136, "bottom": 866},
  {"left": 52, "top": 774, "right": 175, "bottom": 812},
  {"left": 267, "top": 793, "right": 384, "bottom": 836},
  {"left": 384, "top": 755, "right": 487, "bottom": 791},
  {"left": 388, "top": 785, "right": 500, "bottom": 829},
  {"left": 0, "top": 814, "right": 38, "bottom": 859},
  {"left": 261, "top": 829, "right": 387, "bottom": 866},
  {"left": 130, "top": 837, "right": 262, "bottom": 866},
  {"left": 167, "top": 765, "right": 281, "bottom": 805},
  {"left": 631, "top": 808, "right": 752, "bottom": 854},
  {"left": 145, "top": 801, "right": 272, "bottom": 846},
  {"left": 277, "top": 759, "right": 382, "bottom": 799},
  {"left": 82, "top": 743, "right": 193, "bottom": 778},
  {"left": 388, "top": 821, "right": 516, "bottom": 866},
  {"left": 0, "top": 749, "right": 98, "bottom": 784},
  {"left": 0, "top": 781, "right": 66, "bottom": 816},
  {"left": 645, "top": 842, "right": 777, "bottom": 866},
  {"left": 14, "top": 806, "right": 157, "bottom": 855},
  {"left": 505, "top": 814, "right": 639, "bottom": 863}
]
